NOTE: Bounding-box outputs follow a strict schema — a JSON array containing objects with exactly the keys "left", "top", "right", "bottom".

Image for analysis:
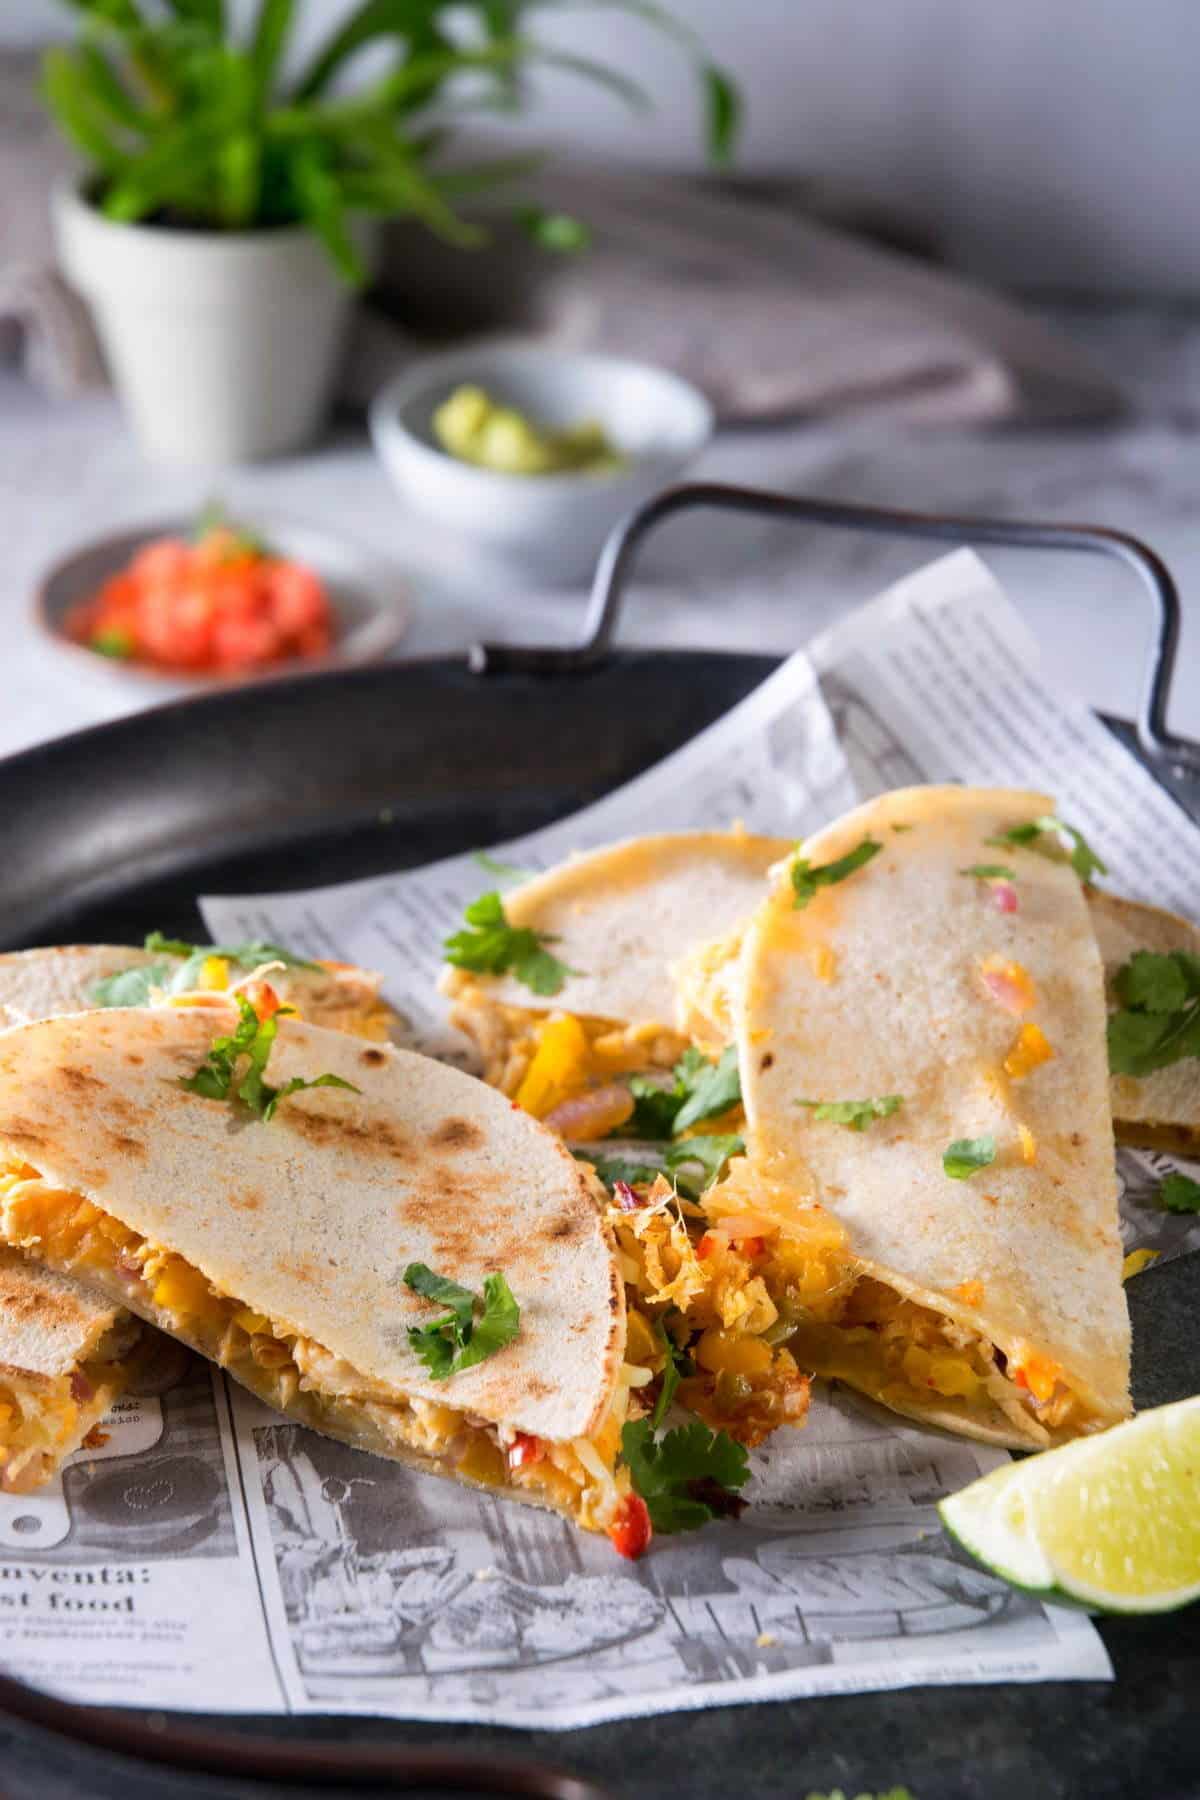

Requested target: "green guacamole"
[{"left": 432, "top": 384, "right": 626, "bottom": 476}]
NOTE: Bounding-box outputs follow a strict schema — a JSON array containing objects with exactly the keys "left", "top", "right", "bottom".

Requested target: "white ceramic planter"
[{"left": 54, "top": 183, "right": 369, "bottom": 466}]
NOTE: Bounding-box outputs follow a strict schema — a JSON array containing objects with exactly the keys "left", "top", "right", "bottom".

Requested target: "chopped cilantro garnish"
[
  {"left": 620, "top": 1417, "right": 750, "bottom": 1533},
  {"left": 942, "top": 1135, "right": 997, "bottom": 1180},
  {"left": 179, "top": 995, "right": 359, "bottom": 1122},
  {"left": 91, "top": 963, "right": 174, "bottom": 1008},
  {"left": 92, "top": 933, "right": 322, "bottom": 1008},
  {"left": 984, "top": 815, "right": 1107, "bottom": 883},
  {"left": 960, "top": 864, "right": 1015, "bottom": 881},
  {"left": 664, "top": 1133, "right": 744, "bottom": 1189},
  {"left": 673, "top": 1047, "right": 742, "bottom": 1134},
  {"left": 443, "top": 891, "right": 575, "bottom": 996},
  {"left": 798, "top": 1095, "right": 903, "bottom": 1132},
  {"left": 403, "top": 1263, "right": 520, "bottom": 1378},
  {"left": 1159, "top": 1172, "right": 1200, "bottom": 1214},
  {"left": 144, "top": 931, "right": 322, "bottom": 970},
  {"left": 576, "top": 1135, "right": 742, "bottom": 1203},
  {"left": 791, "top": 837, "right": 882, "bottom": 909},
  {"left": 1107, "top": 950, "right": 1200, "bottom": 1077},
  {"left": 625, "top": 1075, "right": 689, "bottom": 1141},
  {"left": 624, "top": 1046, "right": 742, "bottom": 1140},
  {"left": 472, "top": 850, "right": 533, "bottom": 882}
]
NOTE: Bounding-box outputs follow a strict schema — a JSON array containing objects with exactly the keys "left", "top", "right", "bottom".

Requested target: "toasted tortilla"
[
  {"left": 445, "top": 830, "right": 792, "bottom": 1091},
  {"left": 452, "top": 830, "right": 792, "bottom": 1025},
  {"left": 0, "top": 944, "right": 393, "bottom": 1040},
  {"left": 728, "top": 785, "right": 1130, "bottom": 1448},
  {"left": 0, "top": 1246, "right": 144, "bottom": 1491},
  {"left": 0, "top": 1009, "right": 625, "bottom": 1524},
  {"left": 1087, "top": 890, "right": 1200, "bottom": 1153}
]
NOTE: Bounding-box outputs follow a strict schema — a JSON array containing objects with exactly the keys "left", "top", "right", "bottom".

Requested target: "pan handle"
[{"left": 468, "top": 481, "right": 1200, "bottom": 780}]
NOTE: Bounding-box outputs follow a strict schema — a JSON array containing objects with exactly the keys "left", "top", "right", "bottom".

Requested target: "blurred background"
[
  {"left": 8, "top": 0, "right": 1199, "bottom": 292},
  {"left": 2, "top": 0, "right": 1199, "bottom": 753}
]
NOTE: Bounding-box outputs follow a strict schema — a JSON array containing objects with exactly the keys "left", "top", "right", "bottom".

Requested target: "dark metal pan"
[{"left": 0, "top": 485, "right": 1197, "bottom": 1800}]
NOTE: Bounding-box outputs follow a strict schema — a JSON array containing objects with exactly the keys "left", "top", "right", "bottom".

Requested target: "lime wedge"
[{"left": 939, "top": 1397, "right": 1200, "bottom": 1614}]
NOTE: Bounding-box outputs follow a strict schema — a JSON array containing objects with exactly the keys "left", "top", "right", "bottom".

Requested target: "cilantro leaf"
[
  {"left": 443, "top": 891, "right": 575, "bottom": 997},
  {"left": 403, "top": 1264, "right": 520, "bottom": 1379},
  {"left": 623, "top": 1046, "right": 742, "bottom": 1141},
  {"left": 143, "top": 931, "right": 322, "bottom": 971},
  {"left": 1107, "top": 950, "right": 1200, "bottom": 1076},
  {"left": 984, "top": 815, "right": 1107, "bottom": 883},
  {"left": 672, "top": 1046, "right": 742, "bottom": 1135},
  {"left": 620, "top": 1417, "right": 750, "bottom": 1533},
  {"left": 514, "top": 945, "right": 575, "bottom": 996},
  {"left": 798, "top": 1095, "right": 903, "bottom": 1132},
  {"left": 472, "top": 850, "right": 533, "bottom": 882},
  {"left": 179, "top": 996, "right": 359, "bottom": 1122},
  {"left": 1160, "top": 1172, "right": 1200, "bottom": 1215},
  {"left": 663, "top": 1133, "right": 744, "bottom": 1190},
  {"left": 650, "top": 1324, "right": 693, "bottom": 1429},
  {"left": 91, "top": 963, "right": 173, "bottom": 1008},
  {"left": 960, "top": 864, "right": 1015, "bottom": 881},
  {"left": 625, "top": 1074, "right": 690, "bottom": 1140},
  {"left": 1114, "top": 950, "right": 1198, "bottom": 1015},
  {"left": 791, "top": 837, "right": 882, "bottom": 910},
  {"left": 942, "top": 1135, "right": 997, "bottom": 1180}
]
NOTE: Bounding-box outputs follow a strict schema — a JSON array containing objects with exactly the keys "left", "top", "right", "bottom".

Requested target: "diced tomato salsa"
[{"left": 65, "top": 522, "right": 334, "bottom": 675}]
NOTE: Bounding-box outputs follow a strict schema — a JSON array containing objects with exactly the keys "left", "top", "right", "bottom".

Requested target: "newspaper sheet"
[{"left": 4, "top": 549, "right": 1197, "bottom": 1727}]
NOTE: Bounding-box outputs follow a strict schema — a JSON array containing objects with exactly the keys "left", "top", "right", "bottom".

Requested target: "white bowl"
[{"left": 368, "top": 344, "right": 714, "bottom": 585}]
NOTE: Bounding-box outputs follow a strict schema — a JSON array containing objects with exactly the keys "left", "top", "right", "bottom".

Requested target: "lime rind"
[
  {"left": 940, "top": 1398, "right": 1200, "bottom": 1616},
  {"left": 939, "top": 1459, "right": 1055, "bottom": 1595}
]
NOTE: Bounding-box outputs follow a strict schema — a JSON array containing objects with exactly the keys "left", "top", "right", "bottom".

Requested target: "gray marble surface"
[{"left": 4, "top": 301, "right": 1200, "bottom": 763}]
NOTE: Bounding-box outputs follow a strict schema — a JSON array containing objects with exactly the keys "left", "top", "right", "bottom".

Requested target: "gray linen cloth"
[{"left": 0, "top": 50, "right": 1120, "bottom": 425}]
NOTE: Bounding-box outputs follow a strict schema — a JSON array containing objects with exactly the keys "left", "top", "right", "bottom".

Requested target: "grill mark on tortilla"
[
  {"left": 1, "top": 1121, "right": 49, "bottom": 1151},
  {"left": 106, "top": 1131, "right": 146, "bottom": 1160},
  {"left": 428, "top": 1117, "right": 484, "bottom": 1154},
  {"left": 287, "top": 1109, "right": 410, "bottom": 1160},
  {"left": 360, "top": 1047, "right": 388, "bottom": 1068},
  {"left": 58, "top": 1066, "right": 105, "bottom": 1095},
  {"left": 0, "top": 1011, "right": 622, "bottom": 1446},
  {"left": 227, "top": 1191, "right": 262, "bottom": 1212}
]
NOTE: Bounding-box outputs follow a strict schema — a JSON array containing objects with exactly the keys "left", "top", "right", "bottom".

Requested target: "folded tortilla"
[
  {"left": 0, "top": 1009, "right": 635, "bottom": 1533},
  {"left": 0, "top": 942, "right": 394, "bottom": 1491},
  {"left": 445, "top": 830, "right": 791, "bottom": 1095},
  {"left": 703, "top": 785, "right": 1131, "bottom": 1449},
  {"left": 0, "top": 1247, "right": 145, "bottom": 1492},
  {"left": 1087, "top": 890, "right": 1200, "bottom": 1153},
  {"left": 0, "top": 943, "right": 394, "bottom": 1040}
]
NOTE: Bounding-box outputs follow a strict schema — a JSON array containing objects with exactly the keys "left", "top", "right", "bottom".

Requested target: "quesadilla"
[
  {"left": 0, "top": 1007, "right": 649, "bottom": 1536},
  {"left": 0, "top": 937, "right": 394, "bottom": 1492},
  {"left": 1087, "top": 890, "right": 1200, "bottom": 1153},
  {"left": 0, "top": 1247, "right": 145, "bottom": 1492},
  {"left": 0, "top": 941, "right": 394, "bottom": 1040},
  {"left": 443, "top": 829, "right": 791, "bottom": 1127},
  {"left": 680, "top": 786, "right": 1131, "bottom": 1449}
]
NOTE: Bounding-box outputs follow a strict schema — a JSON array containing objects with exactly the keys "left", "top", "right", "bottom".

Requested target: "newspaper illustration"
[{"left": 3, "top": 548, "right": 1195, "bottom": 1727}]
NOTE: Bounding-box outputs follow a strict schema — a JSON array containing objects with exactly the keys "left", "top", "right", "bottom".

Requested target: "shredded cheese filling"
[
  {"left": 0, "top": 1163, "right": 636, "bottom": 1532},
  {"left": 0, "top": 1314, "right": 140, "bottom": 1494},
  {"left": 609, "top": 1161, "right": 1093, "bottom": 1448}
]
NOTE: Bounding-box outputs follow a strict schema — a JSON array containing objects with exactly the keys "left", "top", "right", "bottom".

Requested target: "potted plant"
[{"left": 43, "top": 0, "right": 737, "bottom": 466}]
